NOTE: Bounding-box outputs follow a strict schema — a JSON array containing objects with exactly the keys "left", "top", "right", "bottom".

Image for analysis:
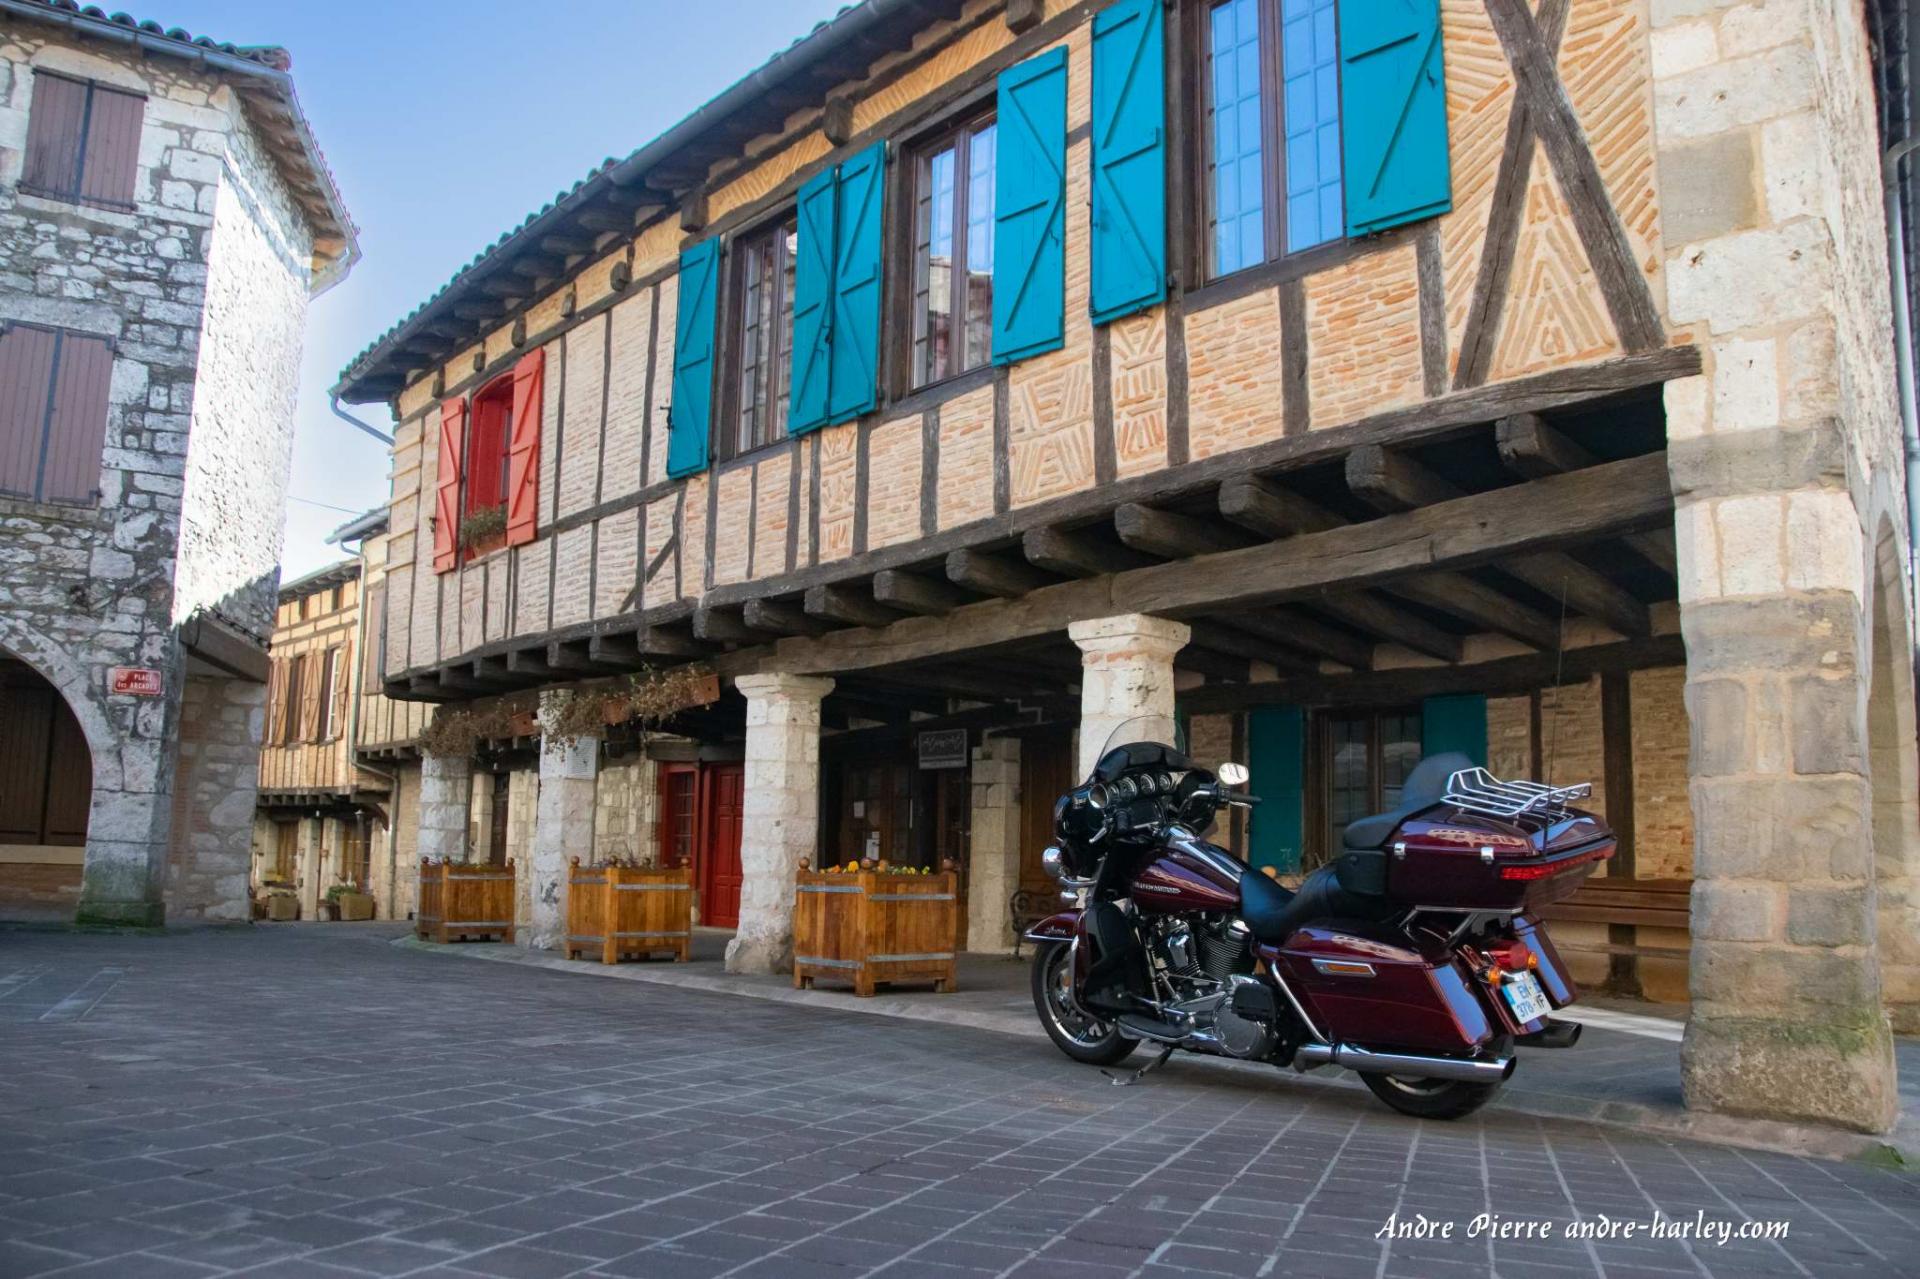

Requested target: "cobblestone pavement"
[{"left": 0, "top": 927, "right": 1914, "bottom": 1279}]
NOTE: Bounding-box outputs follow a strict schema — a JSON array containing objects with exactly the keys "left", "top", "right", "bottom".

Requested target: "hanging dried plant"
[
  {"left": 542, "top": 665, "right": 719, "bottom": 747},
  {"left": 458, "top": 504, "right": 507, "bottom": 550},
  {"left": 417, "top": 702, "right": 524, "bottom": 759}
]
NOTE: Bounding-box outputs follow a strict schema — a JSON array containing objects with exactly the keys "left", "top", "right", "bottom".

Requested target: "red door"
[{"left": 699, "top": 764, "right": 745, "bottom": 929}]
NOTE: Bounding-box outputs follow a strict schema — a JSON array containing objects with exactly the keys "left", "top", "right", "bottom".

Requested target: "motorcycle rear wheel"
[
  {"left": 1031, "top": 942, "right": 1137, "bottom": 1066},
  {"left": 1358, "top": 1071, "right": 1502, "bottom": 1120}
]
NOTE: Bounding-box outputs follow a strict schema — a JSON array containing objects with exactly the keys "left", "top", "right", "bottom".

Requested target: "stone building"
[
  {"left": 0, "top": 3, "right": 354, "bottom": 925},
  {"left": 334, "top": 0, "right": 1919, "bottom": 1133}
]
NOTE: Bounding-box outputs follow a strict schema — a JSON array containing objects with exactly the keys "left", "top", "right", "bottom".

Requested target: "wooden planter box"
[
  {"left": 265, "top": 894, "right": 298, "bottom": 922},
  {"left": 416, "top": 859, "right": 516, "bottom": 943},
  {"left": 564, "top": 859, "right": 692, "bottom": 963},
  {"left": 335, "top": 892, "right": 375, "bottom": 922},
  {"left": 794, "top": 869, "right": 958, "bottom": 996}
]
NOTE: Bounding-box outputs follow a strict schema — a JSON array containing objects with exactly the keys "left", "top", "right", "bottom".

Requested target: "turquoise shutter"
[
  {"left": 993, "top": 46, "right": 1069, "bottom": 364},
  {"left": 1247, "top": 707, "right": 1305, "bottom": 875},
  {"left": 1090, "top": 0, "right": 1166, "bottom": 325},
  {"left": 1421, "top": 695, "right": 1487, "bottom": 766},
  {"left": 667, "top": 237, "right": 720, "bottom": 478},
  {"left": 789, "top": 166, "right": 837, "bottom": 433},
  {"left": 1339, "top": 0, "right": 1452, "bottom": 237},
  {"left": 828, "top": 142, "right": 886, "bottom": 424}
]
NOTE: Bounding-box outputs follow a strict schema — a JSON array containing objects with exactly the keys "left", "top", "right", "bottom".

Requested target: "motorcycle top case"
[{"left": 1376, "top": 809, "right": 1615, "bottom": 911}]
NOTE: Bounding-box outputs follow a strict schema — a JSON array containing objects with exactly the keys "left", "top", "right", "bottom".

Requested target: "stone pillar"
[
  {"left": 726, "top": 673, "right": 833, "bottom": 975},
  {"left": 1068, "top": 614, "right": 1191, "bottom": 778},
  {"left": 417, "top": 753, "right": 472, "bottom": 865},
  {"left": 966, "top": 736, "right": 1023, "bottom": 955},
  {"left": 530, "top": 695, "right": 599, "bottom": 951},
  {"left": 1650, "top": 0, "right": 1903, "bottom": 1131}
]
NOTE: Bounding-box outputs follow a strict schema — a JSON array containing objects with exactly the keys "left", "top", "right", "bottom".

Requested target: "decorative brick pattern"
[
  {"left": 865, "top": 415, "right": 923, "bottom": 550},
  {"left": 937, "top": 385, "right": 996, "bottom": 530},
  {"left": 816, "top": 422, "right": 858, "bottom": 563},
  {"left": 1559, "top": 0, "right": 1663, "bottom": 313},
  {"left": 1488, "top": 148, "right": 1622, "bottom": 381},
  {"left": 603, "top": 293, "right": 651, "bottom": 502},
  {"left": 1009, "top": 347, "right": 1096, "bottom": 506},
  {"left": 678, "top": 472, "right": 708, "bottom": 600},
  {"left": 512, "top": 542, "right": 549, "bottom": 636},
  {"left": 1110, "top": 308, "right": 1168, "bottom": 478},
  {"left": 1305, "top": 245, "right": 1425, "bottom": 428},
  {"left": 1185, "top": 291, "right": 1287, "bottom": 460},
  {"left": 1438, "top": 0, "right": 1516, "bottom": 373}
]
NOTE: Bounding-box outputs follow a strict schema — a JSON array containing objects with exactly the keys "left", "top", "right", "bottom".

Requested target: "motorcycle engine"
[{"left": 1152, "top": 916, "right": 1276, "bottom": 1058}]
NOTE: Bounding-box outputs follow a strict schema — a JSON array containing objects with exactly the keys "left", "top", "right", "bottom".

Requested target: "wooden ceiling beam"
[
  {"left": 1497, "top": 413, "right": 1678, "bottom": 577},
  {"left": 1114, "top": 503, "right": 1247, "bottom": 558},
  {"left": 743, "top": 597, "right": 832, "bottom": 637},
  {"left": 1217, "top": 475, "right": 1343, "bottom": 538},
  {"left": 873, "top": 568, "right": 971, "bottom": 616},
  {"left": 1024, "top": 525, "right": 1153, "bottom": 577},
  {"left": 1346, "top": 444, "right": 1651, "bottom": 637},
  {"left": 1232, "top": 609, "right": 1376, "bottom": 671},
  {"left": 1314, "top": 595, "right": 1463, "bottom": 664},
  {"left": 804, "top": 583, "right": 902, "bottom": 629},
  {"left": 946, "top": 548, "right": 1052, "bottom": 598},
  {"left": 693, "top": 606, "right": 772, "bottom": 644}
]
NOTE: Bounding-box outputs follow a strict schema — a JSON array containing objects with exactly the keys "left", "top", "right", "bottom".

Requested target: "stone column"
[
  {"left": 530, "top": 695, "right": 599, "bottom": 951},
  {"left": 417, "top": 753, "right": 472, "bottom": 864},
  {"left": 965, "top": 736, "right": 1023, "bottom": 955},
  {"left": 726, "top": 673, "right": 834, "bottom": 975},
  {"left": 1650, "top": 0, "right": 1903, "bottom": 1130},
  {"left": 1068, "top": 615, "right": 1191, "bottom": 778}
]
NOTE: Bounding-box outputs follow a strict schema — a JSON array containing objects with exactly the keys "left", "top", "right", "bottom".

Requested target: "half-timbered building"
[{"left": 335, "top": 0, "right": 1920, "bottom": 1133}]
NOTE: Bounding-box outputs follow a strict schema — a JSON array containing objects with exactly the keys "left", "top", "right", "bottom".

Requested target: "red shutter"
[
  {"left": 77, "top": 86, "right": 144, "bottom": 208},
  {"left": 433, "top": 397, "right": 467, "bottom": 573},
  {"left": 506, "top": 349, "right": 544, "bottom": 547}
]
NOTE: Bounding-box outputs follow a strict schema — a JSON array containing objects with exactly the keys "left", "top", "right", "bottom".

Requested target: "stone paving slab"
[
  {"left": 0, "top": 924, "right": 1914, "bottom": 1279},
  {"left": 398, "top": 926, "right": 1920, "bottom": 1167}
]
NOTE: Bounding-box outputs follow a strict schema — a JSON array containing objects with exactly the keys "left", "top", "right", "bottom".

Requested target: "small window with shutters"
[
  {"left": 0, "top": 323, "right": 115, "bottom": 506},
  {"left": 722, "top": 214, "right": 798, "bottom": 459},
  {"left": 21, "top": 70, "right": 145, "bottom": 209},
  {"left": 908, "top": 110, "right": 997, "bottom": 389},
  {"left": 463, "top": 374, "right": 513, "bottom": 557},
  {"left": 277, "top": 655, "right": 304, "bottom": 746},
  {"left": 314, "top": 647, "right": 340, "bottom": 743},
  {"left": 433, "top": 349, "right": 543, "bottom": 574}
]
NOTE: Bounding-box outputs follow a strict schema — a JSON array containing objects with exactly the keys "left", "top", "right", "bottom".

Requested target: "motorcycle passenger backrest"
[{"left": 1401, "top": 753, "right": 1476, "bottom": 808}]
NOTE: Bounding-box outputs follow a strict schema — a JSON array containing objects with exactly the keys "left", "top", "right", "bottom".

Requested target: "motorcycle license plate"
[{"left": 1502, "top": 971, "right": 1551, "bottom": 1024}]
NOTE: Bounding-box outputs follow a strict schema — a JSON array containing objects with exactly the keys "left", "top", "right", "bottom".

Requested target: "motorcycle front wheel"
[
  {"left": 1358, "top": 1071, "right": 1502, "bottom": 1120},
  {"left": 1031, "top": 941, "right": 1137, "bottom": 1066}
]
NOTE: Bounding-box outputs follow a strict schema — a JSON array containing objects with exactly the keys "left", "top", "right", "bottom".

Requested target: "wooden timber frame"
[{"left": 794, "top": 866, "right": 960, "bottom": 996}]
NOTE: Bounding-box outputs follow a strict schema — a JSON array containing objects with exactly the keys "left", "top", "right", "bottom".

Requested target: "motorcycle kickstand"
[{"left": 1102, "top": 1044, "right": 1175, "bottom": 1087}]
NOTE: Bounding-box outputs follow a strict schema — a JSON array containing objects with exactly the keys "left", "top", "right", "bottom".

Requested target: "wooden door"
[
  {"left": 699, "top": 763, "right": 745, "bottom": 929},
  {"left": 656, "top": 763, "right": 700, "bottom": 869},
  {"left": 486, "top": 771, "right": 511, "bottom": 866},
  {"left": 1019, "top": 730, "right": 1075, "bottom": 895}
]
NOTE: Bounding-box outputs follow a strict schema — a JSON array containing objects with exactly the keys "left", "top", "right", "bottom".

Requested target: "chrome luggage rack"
[{"left": 1444, "top": 767, "right": 1591, "bottom": 820}]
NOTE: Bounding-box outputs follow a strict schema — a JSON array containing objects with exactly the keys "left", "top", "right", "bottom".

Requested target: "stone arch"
[{"left": 1865, "top": 513, "right": 1920, "bottom": 1031}]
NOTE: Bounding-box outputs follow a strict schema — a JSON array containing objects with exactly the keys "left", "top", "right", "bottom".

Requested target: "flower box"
[
  {"left": 336, "top": 891, "right": 375, "bottom": 922},
  {"left": 265, "top": 893, "right": 298, "bottom": 922},
  {"left": 415, "top": 859, "right": 516, "bottom": 944},
  {"left": 563, "top": 859, "right": 692, "bottom": 963},
  {"left": 793, "top": 864, "right": 958, "bottom": 997}
]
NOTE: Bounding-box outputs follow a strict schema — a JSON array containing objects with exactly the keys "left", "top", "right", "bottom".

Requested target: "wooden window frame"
[
  {"left": 1307, "top": 704, "right": 1422, "bottom": 866},
  {"left": 20, "top": 70, "right": 146, "bottom": 211},
  {"left": 903, "top": 103, "right": 999, "bottom": 393},
  {"left": 1184, "top": 0, "right": 1351, "bottom": 288},
  {"left": 717, "top": 210, "right": 799, "bottom": 463},
  {"left": 461, "top": 373, "right": 514, "bottom": 561}
]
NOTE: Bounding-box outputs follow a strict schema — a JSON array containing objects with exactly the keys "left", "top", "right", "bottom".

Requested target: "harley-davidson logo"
[{"left": 1135, "top": 884, "right": 1182, "bottom": 895}]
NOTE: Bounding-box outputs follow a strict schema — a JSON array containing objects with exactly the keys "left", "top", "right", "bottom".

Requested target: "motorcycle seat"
[
  {"left": 1239, "top": 862, "right": 1396, "bottom": 944},
  {"left": 1339, "top": 752, "right": 1475, "bottom": 850}
]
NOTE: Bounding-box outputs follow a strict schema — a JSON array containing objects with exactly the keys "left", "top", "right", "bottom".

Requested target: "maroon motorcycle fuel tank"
[{"left": 1130, "top": 836, "right": 1242, "bottom": 916}]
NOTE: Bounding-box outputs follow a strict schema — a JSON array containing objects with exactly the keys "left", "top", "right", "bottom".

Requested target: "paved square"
[{"left": 0, "top": 925, "right": 1913, "bottom": 1277}]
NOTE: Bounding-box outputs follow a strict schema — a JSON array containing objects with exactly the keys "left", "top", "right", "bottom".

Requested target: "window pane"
[
  {"left": 769, "top": 223, "right": 797, "bottom": 440},
  {"left": 1379, "top": 713, "right": 1423, "bottom": 809},
  {"left": 963, "top": 121, "right": 997, "bottom": 371},
  {"left": 913, "top": 145, "right": 959, "bottom": 387},
  {"left": 1209, "top": 0, "right": 1267, "bottom": 275},
  {"left": 465, "top": 384, "right": 511, "bottom": 514},
  {"left": 1327, "top": 715, "right": 1369, "bottom": 849},
  {"left": 1282, "top": 0, "right": 1343, "bottom": 252},
  {"left": 736, "top": 234, "right": 770, "bottom": 453}
]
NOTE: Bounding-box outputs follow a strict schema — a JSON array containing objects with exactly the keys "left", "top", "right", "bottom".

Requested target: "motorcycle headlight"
[
  {"left": 1041, "top": 845, "right": 1066, "bottom": 882},
  {"left": 1086, "top": 783, "right": 1109, "bottom": 810}
]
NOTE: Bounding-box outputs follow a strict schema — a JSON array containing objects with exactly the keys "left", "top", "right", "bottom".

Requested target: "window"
[
  {"left": 315, "top": 647, "right": 340, "bottom": 743},
  {"left": 465, "top": 374, "right": 513, "bottom": 546},
  {"left": 1201, "top": 0, "right": 1344, "bottom": 278},
  {"left": 1321, "top": 707, "right": 1421, "bottom": 855},
  {"left": 278, "top": 654, "right": 304, "bottom": 746},
  {"left": 271, "top": 822, "right": 297, "bottom": 882},
  {"left": 726, "top": 217, "right": 798, "bottom": 457},
  {"left": 21, "top": 71, "right": 144, "bottom": 208},
  {"left": 0, "top": 324, "right": 114, "bottom": 505},
  {"left": 658, "top": 764, "right": 698, "bottom": 870},
  {"left": 910, "top": 112, "right": 997, "bottom": 388},
  {"left": 363, "top": 584, "right": 386, "bottom": 686}
]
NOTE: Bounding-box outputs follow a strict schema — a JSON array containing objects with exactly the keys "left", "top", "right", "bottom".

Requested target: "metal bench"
[{"left": 1010, "top": 888, "right": 1055, "bottom": 959}]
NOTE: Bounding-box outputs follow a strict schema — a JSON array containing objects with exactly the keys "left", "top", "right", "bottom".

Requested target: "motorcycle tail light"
[
  {"left": 1497, "top": 845, "right": 1611, "bottom": 879},
  {"left": 1483, "top": 939, "right": 1534, "bottom": 972}
]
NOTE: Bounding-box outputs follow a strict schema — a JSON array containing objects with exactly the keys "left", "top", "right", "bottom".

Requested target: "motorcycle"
[{"left": 1026, "top": 717, "right": 1613, "bottom": 1119}]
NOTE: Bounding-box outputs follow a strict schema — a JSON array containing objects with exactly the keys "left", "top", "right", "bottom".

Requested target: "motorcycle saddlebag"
[{"left": 1263, "top": 921, "right": 1497, "bottom": 1054}]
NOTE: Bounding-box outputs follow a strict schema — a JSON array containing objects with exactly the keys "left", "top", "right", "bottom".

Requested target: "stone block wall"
[
  {"left": 594, "top": 754, "right": 658, "bottom": 864},
  {"left": 164, "top": 670, "right": 262, "bottom": 923}
]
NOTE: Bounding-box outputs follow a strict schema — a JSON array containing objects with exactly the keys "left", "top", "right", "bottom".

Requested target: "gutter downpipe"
[
  {"left": 1886, "top": 136, "right": 1920, "bottom": 649},
  {"left": 330, "top": 394, "right": 394, "bottom": 448}
]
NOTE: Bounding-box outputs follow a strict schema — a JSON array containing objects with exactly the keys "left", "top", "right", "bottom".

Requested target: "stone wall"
[
  {"left": 594, "top": 754, "right": 658, "bottom": 864},
  {"left": 164, "top": 670, "right": 262, "bottom": 923}
]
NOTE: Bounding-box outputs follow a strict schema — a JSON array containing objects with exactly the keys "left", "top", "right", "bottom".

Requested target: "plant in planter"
[
  {"left": 459, "top": 504, "right": 508, "bottom": 553},
  {"left": 326, "top": 882, "right": 376, "bottom": 921}
]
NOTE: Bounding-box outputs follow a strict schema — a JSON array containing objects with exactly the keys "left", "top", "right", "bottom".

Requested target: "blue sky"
[{"left": 147, "top": 1, "right": 853, "bottom": 579}]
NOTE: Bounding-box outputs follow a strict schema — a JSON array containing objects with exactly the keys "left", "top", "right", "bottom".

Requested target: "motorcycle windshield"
[{"left": 1091, "top": 715, "right": 1192, "bottom": 781}]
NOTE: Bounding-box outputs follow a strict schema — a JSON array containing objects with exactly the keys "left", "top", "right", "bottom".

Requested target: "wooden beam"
[
  {"left": 1388, "top": 576, "right": 1563, "bottom": 651},
  {"left": 743, "top": 598, "right": 831, "bottom": 637},
  {"left": 1497, "top": 414, "right": 1677, "bottom": 577},
  {"left": 503, "top": 650, "right": 558, "bottom": 679},
  {"left": 1179, "top": 633, "right": 1689, "bottom": 714},
  {"left": 1114, "top": 503, "right": 1245, "bottom": 558},
  {"left": 474, "top": 277, "right": 527, "bottom": 303},
  {"left": 437, "top": 667, "right": 489, "bottom": 693},
  {"left": 636, "top": 626, "right": 713, "bottom": 659},
  {"left": 1184, "top": 621, "right": 1320, "bottom": 674},
  {"left": 1346, "top": 445, "right": 1652, "bottom": 637},
  {"left": 1315, "top": 595, "right": 1463, "bottom": 664},
  {"left": 873, "top": 569, "right": 970, "bottom": 616},
  {"left": 718, "top": 453, "right": 1671, "bottom": 678},
  {"left": 404, "top": 677, "right": 461, "bottom": 703},
  {"left": 1217, "top": 475, "right": 1342, "bottom": 538},
  {"left": 1175, "top": 646, "right": 1253, "bottom": 682},
  {"left": 804, "top": 583, "right": 901, "bottom": 629},
  {"left": 538, "top": 233, "right": 594, "bottom": 257},
  {"left": 947, "top": 548, "right": 1051, "bottom": 598},
  {"left": 693, "top": 607, "right": 770, "bottom": 643},
  {"left": 546, "top": 640, "right": 623, "bottom": 674},
  {"left": 1231, "top": 610, "right": 1376, "bottom": 671},
  {"left": 1024, "top": 525, "right": 1152, "bottom": 577}
]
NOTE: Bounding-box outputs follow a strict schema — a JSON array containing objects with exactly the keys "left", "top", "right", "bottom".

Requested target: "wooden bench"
[
  {"left": 1539, "top": 877, "right": 1692, "bottom": 994},
  {"left": 1010, "top": 889, "right": 1055, "bottom": 959}
]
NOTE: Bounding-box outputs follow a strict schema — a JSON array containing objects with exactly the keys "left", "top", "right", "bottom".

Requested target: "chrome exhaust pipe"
[
  {"left": 1292, "top": 1041, "right": 1516, "bottom": 1083},
  {"left": 1517, "top": 1017, "right": 1582, "bottom": 1049}
]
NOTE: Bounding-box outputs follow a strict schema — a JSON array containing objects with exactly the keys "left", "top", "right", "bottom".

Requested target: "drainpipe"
[
  {"left": 1884, "top": 136, "right": 1920, "bottom": 648},
  {"left": 329, "top": 394, "right": 394, "bottom": 448}
]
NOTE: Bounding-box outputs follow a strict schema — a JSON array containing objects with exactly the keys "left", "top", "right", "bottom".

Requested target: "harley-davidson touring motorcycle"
[{"left": 1027, "top": 718, "right": 1613, "bottom": 1118}]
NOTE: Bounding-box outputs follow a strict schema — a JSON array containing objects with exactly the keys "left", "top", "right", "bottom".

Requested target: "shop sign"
[
  {"left": 917, "top": 728, "right": 968, "bottom": 770},
  {"left": 109, "top": 667, "right": 163, "bottom": 697}
]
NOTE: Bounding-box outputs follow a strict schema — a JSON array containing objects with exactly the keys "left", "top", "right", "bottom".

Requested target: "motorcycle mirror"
[{"left": 1217, "top": 762, "right": 1250, "bottom": 787}]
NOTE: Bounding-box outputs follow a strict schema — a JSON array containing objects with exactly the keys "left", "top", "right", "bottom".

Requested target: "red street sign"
[{"left": 109, "top": 667, "right": 163, "bottom": 697}]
